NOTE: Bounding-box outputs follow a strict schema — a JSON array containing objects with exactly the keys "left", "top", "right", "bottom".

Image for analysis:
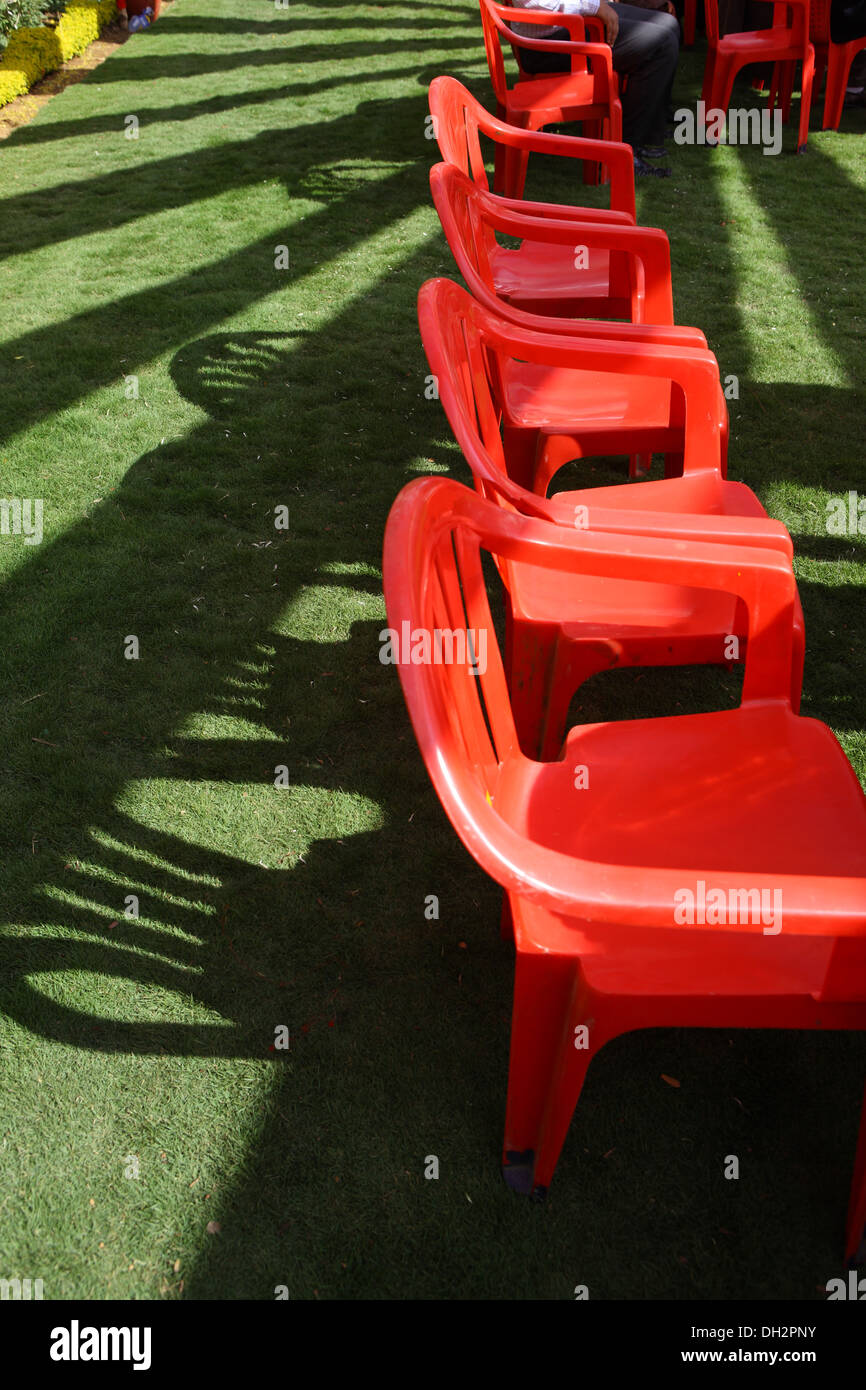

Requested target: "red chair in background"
[
  {"left": 810, "top": 0, "right": 866, "bottom": 128},
  {"left": 702, "top": 0, "right": 815, "bottom": 151},
  {"left": 418, "top": 277, "right": 805, "bottom": 756},
  {"left": 383, "top": 474, "right": 866, "bottom": 1261},
  {"left": 478, "top": 0, "right": 622, "bottom": 194}
]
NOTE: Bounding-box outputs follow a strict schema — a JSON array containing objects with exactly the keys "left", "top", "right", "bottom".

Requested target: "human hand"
[{"left": 597, "top": 0, "right": 619, "bottom": 43}]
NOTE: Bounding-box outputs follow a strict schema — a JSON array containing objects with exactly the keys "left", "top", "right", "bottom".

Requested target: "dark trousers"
[
  {"left": 516, "top": 5, "right": 681, "bottom": 148},
  {"left": 831, "top": 0, "right": 866, "bottom": 43}
]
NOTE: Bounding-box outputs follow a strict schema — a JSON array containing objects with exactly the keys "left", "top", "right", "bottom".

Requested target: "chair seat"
[
  {"left": 507, "top": 74, "right": 611, "bottom": 121},
  {"left": 491, "top": 241, "right": 614, "bottom": 308},
  {"left": 558, "top": 473, "right": 770, "bottom": 519},
  {"left": 500, "top": 359, "right": 674, "bottom": 433},
  {"left": 717, "top": 29, "right": 806, "bottom": 58},
  {"left": 501, "top": 705, "right": 866, "bottom": 883}
]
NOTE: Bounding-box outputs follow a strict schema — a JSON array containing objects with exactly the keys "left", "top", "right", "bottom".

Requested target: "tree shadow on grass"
[{"left": 0, "top": 93, "right": 453, "bottom": 445}]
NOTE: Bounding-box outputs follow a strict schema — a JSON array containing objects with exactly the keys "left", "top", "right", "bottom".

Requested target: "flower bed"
[{"left": 0, "top": 0, "right": 117, "bottom": 109}]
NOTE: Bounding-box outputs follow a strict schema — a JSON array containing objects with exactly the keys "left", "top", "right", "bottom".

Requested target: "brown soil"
[{"left": 0, "top": 3, "right": 175, "bottom": 141}]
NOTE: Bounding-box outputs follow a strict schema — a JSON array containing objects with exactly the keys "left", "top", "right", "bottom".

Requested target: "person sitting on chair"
[{"left": 510, "top": 0, "right": 681, "bottom": 176}]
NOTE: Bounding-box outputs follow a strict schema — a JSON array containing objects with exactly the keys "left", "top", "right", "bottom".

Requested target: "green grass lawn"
[{"left": 0, "top": 0, "right": 864, "bottom": 1301}]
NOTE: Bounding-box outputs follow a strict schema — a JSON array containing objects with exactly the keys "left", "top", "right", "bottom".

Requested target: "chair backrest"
[
  {"left": 707, "top": 0, "right": 809, "bottom": 43},
  {"left": 428, "top": 75, "right": 636, "bottom": 219},
  {"left": 417, "top": 277, "right": 724, "bottom": 510},
  {"left": 383, "top": 475, "right": 824, "bottom": 928},
  {"left": 418, "top": 278, "right": 519, "bottom": 511},
  {"left": 478, "top": 0, "right": 511, "bottom": 108},
  {"left": 428, "top": 75, "right": 496, "bottom": 190},
  {"left": 704, "top": 0, "right": 720, "bottom": 44},
  {"left": 383, "top": 475, "right": 520, "bottom": 802},
  {"left": 429, "top": 163, "right": 500, "bottom": 309},
  {"left": 478, "top": 0, "right": 591, "bottom": 98}
]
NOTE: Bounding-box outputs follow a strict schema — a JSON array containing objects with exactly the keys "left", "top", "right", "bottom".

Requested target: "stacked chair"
[
  {"left": 702, "top": 0, "right": 815, "bottom": 151},
  {"left": 381, "top": 62, "right": 866, "bottom": 1262},
  {"left": 810, "top": 0, "right": 866, "bottom": 130}
]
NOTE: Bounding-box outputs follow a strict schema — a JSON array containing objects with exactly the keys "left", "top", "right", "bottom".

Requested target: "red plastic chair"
[
  {"left": 428, "top": 78, "right": 651, "bottom": 328},
  {"left": 421, "top": 261, "right": 730, "bottom": 493},
  {"left": 418, "top": 277, "right": 805, "bottom": 756},
  {"left": 428, "top": 171, "right": 722, "bottom": 483},
  {"left": 428, "top": 75, "right": 636, "bottom": 222},
  {"left": 810, "top": 0, "right": 866, "bottom": 128},
  {"left": 429, "top": 159, "right": 714, "bottom": 478},
  {"left": 478, "top": 0, "right": 622, "bottom": 194},
  {"left": 382, "top": 473, "right": 866, "bottom": 1258},
  {"left": 430, "top": 159, "right": 677, "bottom": 328},
  {"left": 702, "top": 0, "right": 815, "bottom": 151}
]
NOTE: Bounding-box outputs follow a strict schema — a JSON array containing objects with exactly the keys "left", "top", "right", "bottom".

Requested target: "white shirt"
[{"left": 509, "top": 0, "right": 601, "bottom": 41}]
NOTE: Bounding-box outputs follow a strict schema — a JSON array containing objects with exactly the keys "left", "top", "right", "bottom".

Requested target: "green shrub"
[
  {"left": 0, "top": 3, "right": 67, "bottom": 50},
  {"left": 0, "top": 0, "right": 113, "bottom": 104}
]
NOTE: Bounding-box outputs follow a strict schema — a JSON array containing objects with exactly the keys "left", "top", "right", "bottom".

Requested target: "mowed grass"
[{"left": 0, "top": 0, "right": 864, "bottom": 1300}]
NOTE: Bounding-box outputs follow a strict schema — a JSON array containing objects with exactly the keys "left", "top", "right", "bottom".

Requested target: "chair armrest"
[
  {"left": 447, "top": 477, "right": 797, "bottom": 705},
  {"left": 495, "top": 3, "right": 595, "bottom": 40},
  {"left": 456, "top": 121, "right": 636, "bottom": 218},
  {"left": 485, "top": 311, "right": 724, "bottom": 475},
  {"left": 386, "top": 477, "right": 859, "bottom": 935},
  {"left": 472, "top": 188, "right": 674, "bottom": 322},
  {"left": 491, "top": 4, "right": 617, "bottom": 83}
]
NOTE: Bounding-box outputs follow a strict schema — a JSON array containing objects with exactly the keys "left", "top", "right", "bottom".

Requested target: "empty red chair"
[
  {"left": 428, "top": 164, "right": 718, "bottom": 479},
  {"left": 430, "top": 158, "right": 678, "bottom": 328},
  {"left": 421, "top": 272, "right": 730, "bottom": 506},
  {"left": 429, "top": 77, "right": 660, "bottom": 330},
  {"left": 478, "top": 0, "right": 622, "bottom": 194},
  {"left": 702, "top": 0, "right": 815, "bottom": 151},
  {"left": 383, "top": 473, "right": 866, "bottom": 1258},
  {"left": 811, "top": 0, "right": 866, "bottom": 128},
  {"left": 418, "top": 277, "right": 805, "bottom": 756}
]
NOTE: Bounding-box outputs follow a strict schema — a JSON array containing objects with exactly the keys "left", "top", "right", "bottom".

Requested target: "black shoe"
[
  {"left": 634, "top": 153, "right": 671, "bottom": 178},
  {"left": 638, "top": 144, "right": 668, "bottom": 160}
]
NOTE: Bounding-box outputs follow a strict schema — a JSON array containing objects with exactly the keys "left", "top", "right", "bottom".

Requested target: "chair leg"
[
  {"left": 684, "top": 0, "right": 696, "bottom": 47},
  {"left": 531, "top": 976, "right": 615, "bottom": 1193},
  {"left": 844, "top": 1080, "right": 866, "bottom": 1263},
  {"left": 536, "top": 634, "right": 627, "bottom": 761},
  {"left": 582, "top": 119, "right": 601, "bottom": 187},
  {"left": 629, "top": 453, "right": 652, "bottom": 479},
  {"left": 782, "top": 61, "right": 795, "bottom": 124},
  {"left": 502, "top": 951, "right": 598, "bottom": 1196},
  {"left": 824, "top": 45, "right": 848, "bottom": 131},
  {"left": 506, "top": 144, "right": 531, "bottom": 200},
  {"left": 712, "top": 59, "right": 739, "bottom": 138},
  {"left": 500, "top": 891, "right": 514, "bottom": 942},
  {"left": 493, "top": 142, "right": 507, "bottom": 196},
  {"left": 797, "top": 45, "right": 815, "bottom": 152},
  {"left": 503, "top": 425, "right": 540, "bottom": 492},
  {"left": 701, "top": 49, "right": 717, "bottom": 108},
  {"left": 767, "top": 64, "right": 778, "bottom": 111}
]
